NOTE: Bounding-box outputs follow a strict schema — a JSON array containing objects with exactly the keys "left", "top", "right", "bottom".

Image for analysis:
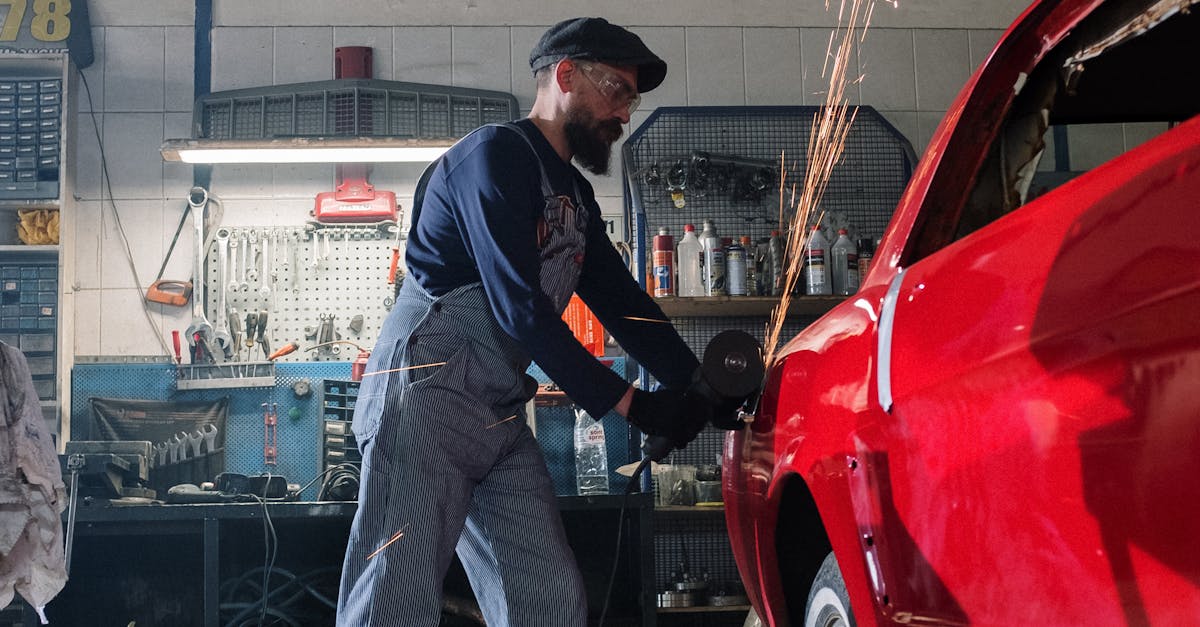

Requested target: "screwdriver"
[
  {"left": 267, "top": 341, "right": 299, "bottom": 361},
  {"left": 172, "top": 330, "right": 182, "bottom": 364}
]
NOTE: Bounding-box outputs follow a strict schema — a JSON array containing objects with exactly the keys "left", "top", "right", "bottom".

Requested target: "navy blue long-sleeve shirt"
[{"left": 405, "top": 119, "right": 698, "bottom": 417}]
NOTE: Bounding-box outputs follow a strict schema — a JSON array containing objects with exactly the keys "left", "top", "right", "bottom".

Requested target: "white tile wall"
[
  {"left": 913, "top": 29, "right": 970, "bottom": 111},
  {"left": 452, "top": 27, "right": 513, "bottom": 93},
  {"left": 105, "top": 27, "right": 166, "bottom": 112},
  {"left": 102, "top": 113, "right": 166, "bottom": 199},
  {"left": 686, "top": 28, "right": 746, "bottom": 106},
  {"left": 211, "top": 27, "right": 273, "bottom": 91},
  {"left": 858, "top": 29, "right": 917, "bottom": 110},
  {"left": 744, "top": 28, "right": 803, "bottom": 106},
  {"left": 392, "top": 27, "right": 453, "bottom": 84},
  {"left": 99, "top": 199, "right": 165, "bottom": 291},
  {"left": 71, "top": 201, "right": 103, "bottom": 291},
  {"left": 274, "top": 27, "right": 335, "bottom": 84},
  {"left": 164, "top": 27, "right": 196, "bottom": 112},
  {"left": 65, "top": 6, "right": 1130, "bottom": 357}
]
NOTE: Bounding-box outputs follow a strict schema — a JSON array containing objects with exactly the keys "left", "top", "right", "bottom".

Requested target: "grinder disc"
[{"left": 701, "top": 330, "right": 765, "bottom": 400}]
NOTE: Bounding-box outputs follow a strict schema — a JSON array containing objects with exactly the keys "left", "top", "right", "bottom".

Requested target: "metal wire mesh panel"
[
  {"left": 624, "top": 106, "right": 915, "bottom": 254},
  {"left": 653, "top": 513, "right": 742, "bottom": 599},
  {"left": 195, "top": 79, "right": 519, "bottom": 140}
]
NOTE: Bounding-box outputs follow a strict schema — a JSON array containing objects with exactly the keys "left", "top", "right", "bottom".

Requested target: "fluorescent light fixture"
[{"left": 161, "top": 137, "right": 456, "bottom": 164}]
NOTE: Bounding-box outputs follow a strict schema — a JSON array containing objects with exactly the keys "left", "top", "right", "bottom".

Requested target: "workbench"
[{"left": 46, "top": 494, "right": 655, "bottom": 626}]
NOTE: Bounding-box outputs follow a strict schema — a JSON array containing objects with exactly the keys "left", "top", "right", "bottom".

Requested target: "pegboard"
[
  {"left": 71, "top": 361, "right": 352, "bottom": 500},
  {"left": 623, "top": 106, "right": 916, "bottom": 251},
  {"left": 653, "top": 513, "right": 743, "bottom": 597},
  {"left": 203, "top": 223, "right": 400, "bottom": 362}
]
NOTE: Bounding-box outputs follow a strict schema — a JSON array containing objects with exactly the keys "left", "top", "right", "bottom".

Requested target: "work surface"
[{"left": 53, "top": 495, "right": 655, "bottom": 627}]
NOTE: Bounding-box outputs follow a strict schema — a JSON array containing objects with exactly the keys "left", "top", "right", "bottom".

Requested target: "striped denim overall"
[{"left": 338, "top": 124, "right": 591, "bottom": 626}]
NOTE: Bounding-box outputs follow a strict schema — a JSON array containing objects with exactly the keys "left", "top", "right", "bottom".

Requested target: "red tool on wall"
[
  {"left": 263, "top": 402, "right": 278, "bottom": 466},
  {"left": 313, "top": 46, "right": 398, "bottom": 223}
]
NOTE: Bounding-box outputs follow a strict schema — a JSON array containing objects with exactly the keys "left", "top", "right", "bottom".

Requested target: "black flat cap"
[{"left": 529, "top": 17, "right": 667, "bottom": 93}]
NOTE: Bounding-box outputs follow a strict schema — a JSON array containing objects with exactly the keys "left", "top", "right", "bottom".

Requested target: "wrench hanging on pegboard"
[{"left": 205, "top": 221, "right": 401, "bottom": 362}]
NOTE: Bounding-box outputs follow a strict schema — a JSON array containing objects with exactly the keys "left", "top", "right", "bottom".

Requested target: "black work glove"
[
  {"left": 626, "top": 388, "right": 707, "bottom": 450},
  {"left": 684, "top": 368, "right": 747, "bottom": 431}
]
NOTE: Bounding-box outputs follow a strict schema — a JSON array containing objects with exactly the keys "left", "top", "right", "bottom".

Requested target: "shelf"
[
  {"left": 655, "top": 505, "right": 725, "bottom": 513},
  {"left": 0, "top": 244, "right": 58, "bottom": 257},
  {"left": 658, "top": 604, "right": 752, "bottom": 614},
  {"left": 654, "top": 295, "right": 843, "bottom": 318}
]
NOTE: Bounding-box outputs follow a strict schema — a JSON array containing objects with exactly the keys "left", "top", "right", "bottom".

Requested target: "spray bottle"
[
  {"left": 700, "top": 220, "right": 726, "bottom": 296},
  {"left": 653, "top": 227, "right": 675, "bottom": 297}
]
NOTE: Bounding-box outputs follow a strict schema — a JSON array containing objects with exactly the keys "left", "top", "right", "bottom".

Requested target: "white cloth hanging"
[{"left": 0, "top": 340, "right": 66, "bottom": 621}]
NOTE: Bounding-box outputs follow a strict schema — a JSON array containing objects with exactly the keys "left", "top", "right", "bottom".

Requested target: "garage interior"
[{"left": 0, "top": 0, "right": 1181, "bottom": 626}]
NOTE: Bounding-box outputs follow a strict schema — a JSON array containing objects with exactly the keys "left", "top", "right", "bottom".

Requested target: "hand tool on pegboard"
[
  {"left": 263, "top": 402, "right": 278, "bottom": 466},
  {"left": 146, "top": 199, "right": 194, "bottom": 307},
  {"left": 184, "top": 187, "right": 222, "bottom": 362},
  {"left": 313, "top": 46, "right": 398, "bottom": 223}
]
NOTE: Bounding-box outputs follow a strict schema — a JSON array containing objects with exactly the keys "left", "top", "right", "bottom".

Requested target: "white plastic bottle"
[
  {"left": 699, "top": 220, "right": 727, "bottom": 296},
  {"left": 676, "top": 224, "right": 704, "bottom": 297},
  {"left": 574, "top": 408, "right": 610, "bottom": 495},
  {"left": 830, "top": 229, "right": 859, "bottom": 295},
  {"left": 803, "top": 225, "right": 832, "bottom": 295}
]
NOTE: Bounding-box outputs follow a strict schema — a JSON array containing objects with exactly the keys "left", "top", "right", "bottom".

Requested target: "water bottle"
[
  {"left": 700, "top": 220, "right": 726, "bottom": 296},
  {"left": 803, "top": 225, "right": 832, "bottom": 295},
  {"left": 676, "top": 224, "right": 704, "bottom": 297},
  {"left": 830, "top": 229, "right": 859, "bottom": 295},
  {"left": 574, "top": 408, "right": 610, "bottom": 495}
]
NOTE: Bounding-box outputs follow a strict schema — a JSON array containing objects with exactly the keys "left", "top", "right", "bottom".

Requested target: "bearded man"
[{"left": 337, "top": 17, "right": 728, "bottom": 626}]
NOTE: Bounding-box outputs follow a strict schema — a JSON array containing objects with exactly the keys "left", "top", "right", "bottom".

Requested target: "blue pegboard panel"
[
  {"left": 72, "top": 357, "right": 636, "bottom": 500},
  {"left": 72, "top": 362, "right": 351, "bottom": 500}
]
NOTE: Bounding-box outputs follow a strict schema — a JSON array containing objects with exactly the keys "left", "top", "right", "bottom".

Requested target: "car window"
[{"left": 904, "top": 0, "right": 1198, "bottom": 264}]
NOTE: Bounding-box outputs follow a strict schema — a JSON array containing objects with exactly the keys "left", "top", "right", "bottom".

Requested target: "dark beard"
[{"left": 564, "top": 107, "right": 623, "bottom": 175}]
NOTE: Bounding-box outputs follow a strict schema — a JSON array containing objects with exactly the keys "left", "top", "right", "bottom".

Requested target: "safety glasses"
[{"left": 576, "top": 62, "right": 641, "bottom": 115}]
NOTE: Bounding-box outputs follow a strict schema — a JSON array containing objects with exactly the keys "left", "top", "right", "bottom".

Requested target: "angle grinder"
[{"left": 641, "top": 329, "right": 765, "bottom": 462}]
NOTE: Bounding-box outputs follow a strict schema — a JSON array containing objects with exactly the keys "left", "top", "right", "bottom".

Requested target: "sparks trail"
[
  {"left": 361, "top": 362, "right": 448, "bottom": 377},
  {"left": 366, "top": 523, "right": 411, "bottom": 560},
  {"left": 764, "top": 0, "right": 884, "bottom": 366},
  {"left": 622, "top": 315, "right": 672, "bottom": 324},
  {"left": 486, "top": 414, "right": 519, "bottom": 429}
]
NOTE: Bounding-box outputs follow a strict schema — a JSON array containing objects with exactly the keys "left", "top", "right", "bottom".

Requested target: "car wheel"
[{"left": 805, "top": 551, "right": 856, "bottom": 627}]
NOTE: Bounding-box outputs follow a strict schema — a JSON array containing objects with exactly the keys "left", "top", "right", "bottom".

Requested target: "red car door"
[{"left": 865, "top": 118, "right": 1200, "bottom": 624}]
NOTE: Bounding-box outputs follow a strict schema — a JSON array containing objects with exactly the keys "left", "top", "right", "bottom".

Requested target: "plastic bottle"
[
  {"left": 856, "top": 238, "right": 875, "bottom": 283},
  {"left": 768, "top": 230, "right": 785, "bottom": 296},
  {"left": 803, "top": 225, "right": 832, "bottom": 295},
  {"left": 676, "top": 224, "right": 704, "bottom": 297},
  {"left": 574, "top": 408, "right": 609, "bottom": 495},
  {"left": 653, "top": 227, "right": 675, "bottom": 297},
  {"left": 700, "top": 220, "right": 727, "bottom": 296},
  {"left": 725, "top": 238, "right": 746, "bottom": 296},
  {"left": 740, "top": 236, "right": 758, "bottom": 296},
  {"left": 830, "top": 229, "right": 859, "bottom": 295}
]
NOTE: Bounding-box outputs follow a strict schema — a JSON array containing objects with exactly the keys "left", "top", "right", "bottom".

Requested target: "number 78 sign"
[{"left": 0, "top": 0, "right": 93, "bottom": 66}]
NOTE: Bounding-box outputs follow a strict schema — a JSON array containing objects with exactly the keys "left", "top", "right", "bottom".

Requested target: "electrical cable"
[
  {"left": 76, "top": 67, "right": 175, "bottom": 358},
  {"left": 250, "top": 492, "right": 278, "bottom": 625},
  {"left": 597, "top": 455, "right": 653, "bottom": 627}
]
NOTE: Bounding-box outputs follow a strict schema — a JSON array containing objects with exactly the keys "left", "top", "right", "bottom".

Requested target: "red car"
[{"left": 723, "top": 0, "right": 1200, "bottom": 625}]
